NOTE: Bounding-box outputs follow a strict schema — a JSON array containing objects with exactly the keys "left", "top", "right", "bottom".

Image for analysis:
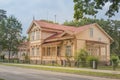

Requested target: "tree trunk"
[{"left": 8, "top": 50, "right": 10, "bottom": 63}]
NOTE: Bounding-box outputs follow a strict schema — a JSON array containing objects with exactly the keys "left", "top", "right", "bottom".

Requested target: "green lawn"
[
  {"left": 98, "top": 66, "right": 120, "bottom": 71},
  {"left": 0, "top": 78, "right": 4, "bottom": 80},
  {"left": 0, "top": 63, "right": 120, "bottom": 79}
]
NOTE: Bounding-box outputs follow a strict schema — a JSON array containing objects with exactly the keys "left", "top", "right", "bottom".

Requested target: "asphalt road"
[{"left": 0, "top": 65, "right": 118, "bottom": 80}]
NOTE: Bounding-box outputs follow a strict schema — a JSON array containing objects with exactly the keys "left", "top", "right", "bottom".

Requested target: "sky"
[{"left": 0, "top": 0, "right": 120, "bottom": 36}]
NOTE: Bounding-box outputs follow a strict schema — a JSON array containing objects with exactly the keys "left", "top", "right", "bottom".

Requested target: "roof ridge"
[
  {"left": 34, "top": 20, "right": 77, "bottom": 29},
  {"left": 33, "top": 20, "right": 98, "bottom": 33}
]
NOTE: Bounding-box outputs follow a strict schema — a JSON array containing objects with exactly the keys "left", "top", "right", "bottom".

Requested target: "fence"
[{"left": 0, "top": 59, "right": 120, "bottom": 70}]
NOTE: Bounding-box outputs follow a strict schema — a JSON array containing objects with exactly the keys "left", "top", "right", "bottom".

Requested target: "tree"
[
  {"left": 0, "top": 9, "right": 7, "bottom": 55},
  {"left": 0, "top": 9, "right": 7, "bottom": 21},
  {"left": 2, "top": 16, "right": 22, "bottom": 61},
  {"left": 73, "top": 0, "right": 120, "bottom": 20}
]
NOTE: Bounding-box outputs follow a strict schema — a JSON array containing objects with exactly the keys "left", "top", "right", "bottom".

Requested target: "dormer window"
[{"left": 90, "top": 28, "right": 93, "bottom": 37}]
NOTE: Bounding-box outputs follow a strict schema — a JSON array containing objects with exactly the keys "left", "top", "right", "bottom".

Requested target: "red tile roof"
[
  {"left": 27, "top": 20, "right": 113, "bottom": 42},
  {"left": 34, "top": 20, "right": 96, "bottom": 33},
  {"left": 74, "top": 23, "right": 96, "bottom": 34},
  {"left": 45, "top": 33, "right": 62, "bottom": 40},
  {"left": 34, "top": 20, "right": 77, "bottom": 32},
  {"left": 33, "top": 20, "right": 96, "bottom": 41}
]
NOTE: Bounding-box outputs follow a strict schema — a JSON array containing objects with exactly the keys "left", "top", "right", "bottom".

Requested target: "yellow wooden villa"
[{"left": 26, "top": 20, "right": 113, "bottom": 65}]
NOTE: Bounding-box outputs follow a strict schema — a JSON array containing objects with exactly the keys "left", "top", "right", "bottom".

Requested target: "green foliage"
[
  {"left": 0, "top": 10, "right": 23, "bottom": 61},
  {"left": 111, "top": 55, "right": 119, "bottom": 62},
  {"left": 64, "top": 20, "right": 80, "bottom": 27},
  {"left": 65, "top": 53, "right": 72, "bottom": 67},
  {"left": 24, "top": 54, "right": 30, "bottom": 61},
  {"left": 21, "top": 53, "right": 30, "bottom": 63},
  {"left": 111, "top": 54, "right": 119, "bottom": 70},
  {"left": 0, "top": 78, "right": 4, "bottom": 80},
  {"left": 75, "top": 49, "right": 88, "bottom": 62},
  {"left": 75, "top": 49, "right": 88, "bottom": 67},
  {"left": 0, "top": 54, "right": 5, "bottom": 60},
  {"left": 40, "top": 19, "right": 58, "bottom": 24},
  {"left": 87, "top": 56, "right": 98, "bottom": 62},
  {"left": 87, "top": 56, "right": 99, "bottom": 68},
  {"left": 0, "top": 9, "right": 7, "bottom": 21},
  {"left": 73, "top": 0, "right": 120, "bottom": 20}
]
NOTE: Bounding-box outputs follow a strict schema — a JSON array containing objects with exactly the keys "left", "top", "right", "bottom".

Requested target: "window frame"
[
  {"left": 90, "top": 28, "right": 93, "bottom": 37},
  {"left": 66, "top": 46, "right": 72, "bottom": 56},
  {"left": 57, "top": 46, "right": 60, "bottom": 56},
  {"left": 32, "top": 48, "right": 34, "bottom": 56}
]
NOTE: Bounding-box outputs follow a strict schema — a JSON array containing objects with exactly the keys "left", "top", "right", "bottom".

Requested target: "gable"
[
  {"left": 27, "top": 21, "right": 41, "bottom": 33},
  {"left": 76, "top": 24, "right": 113, "bottom": 43},
  {"left": 58, "top": 30, "right": 73, "bottom": 37}
]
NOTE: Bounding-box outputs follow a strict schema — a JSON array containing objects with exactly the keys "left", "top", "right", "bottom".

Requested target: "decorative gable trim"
[
  {"left": 94, "top": 23, "right": 114, "bottom": 42},
  {"left": 27, "top": 20, "right": 41, "bottom": 33},
  {"left": 58, "top": 30, "right": 73, "bottom": 37}
]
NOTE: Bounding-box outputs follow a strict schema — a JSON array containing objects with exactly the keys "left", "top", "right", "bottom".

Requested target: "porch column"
[
  {"left": 56, "top": 46, "right": 57, "bottom": 61},
  {"left": 40, "top": 46, "right": 42, "bottom": 63},
  {"left": 45, "top": 47, "right": 47, "bottom": 56},
  {"left": 99, "top": 45, "right": 101, "bottom": 56},
  {"left": 50, "top": 47, "right": 52, "bottom": 59},
  {"left": 105, "top": 45, "right": 107, "bottom": 62}
]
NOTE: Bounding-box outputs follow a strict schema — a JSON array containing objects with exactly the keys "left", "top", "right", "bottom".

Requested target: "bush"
[
  {"left": 87, "top": 56, "right": 98, "bottom": 69},
  {"left": 75, "top": 49, "right": 88, "bottom": 67},
  {"left": 111, "top": 55, "right": 119, "bottom": 70},
  {"left": 0, "top": 54, "right": 5, "bottom": 60}
]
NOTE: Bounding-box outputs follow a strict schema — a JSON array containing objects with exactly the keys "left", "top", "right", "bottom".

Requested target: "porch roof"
[
  {"left": 42, "top": 42, "right": 61, "bottom": 47},
  {"left": 86, "top": 40, "right": 107, "bottom": 45}
]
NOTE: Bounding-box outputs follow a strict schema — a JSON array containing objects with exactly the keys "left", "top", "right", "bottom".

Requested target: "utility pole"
[
  {"left": 47, "top": 11, "right": 48, "bottom": 21},
  {"left": 33, "top": 16, "right": 35, "bottom": 20}
]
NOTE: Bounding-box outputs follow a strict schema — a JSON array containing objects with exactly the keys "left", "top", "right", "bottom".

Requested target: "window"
[
  {"left": 90, "top": 28, "right": 93, "bottom": 37},
  {"left": 31, "top": 32, "right": 35, "bottom": 41},
  {"left": 32, "top": 48, "right": 34, "bottom": 56},
  {"left": 47, "top": 47, "right": 50, "bottom": 56},
  {"left": 36, "top": 48, "right": 39, "bottom": 56},
  {"left": 43, "top": 48, "right": 45, "bottom": 56},
  {"left": 57, "top": 47, "right": 60, "bottom": 56},
  {"left": 66, "top": 46, "right": 71, "bottom": 56},
  {"left": 36, "top": 31, "right": 40, "bottom": 40}
]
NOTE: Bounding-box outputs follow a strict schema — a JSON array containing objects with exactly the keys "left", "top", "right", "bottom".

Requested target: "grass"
[
  {"left": 0, "top": 78, "right": 4, "bottom": 80},
  {"left": 98, "top": 66, "right": 120, "bottom": 71},
  {"left": 0, "top": 63, "right": 120, "bottom": 79}
]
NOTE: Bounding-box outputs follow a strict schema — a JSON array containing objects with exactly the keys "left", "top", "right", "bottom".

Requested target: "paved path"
[
  {"left": 10, "top": 63, "right": 120, "bottom": 74},
  {"left": 43, "top": 65, "right": 120, "bottom": 74},
  {"left": 0, "top": 65, "right": 119, "bottom": 80}
]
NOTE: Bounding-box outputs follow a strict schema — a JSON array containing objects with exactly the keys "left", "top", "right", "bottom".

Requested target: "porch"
[
  {"left": 42, "top": 42, "right": 61, "bottom": 61},
  {"left": 86, "top": 40, "right": 109, "bottom": 62}
]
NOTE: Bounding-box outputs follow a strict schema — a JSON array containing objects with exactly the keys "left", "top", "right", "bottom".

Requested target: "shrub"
[
  {"left": 87, "top": 56, "right": 98, "bottom": 69},
  {"left": 0, "top": 54, "right": 5, "bottom": 60},
  {"left": 65, "top": 53, "right": 72, "bottom": 67},
  {"left": 111, "top": 54, "right": 119, "bottom": 70},
  {"left": 75, "top": 49, "right": 88, "bottom": 67}
]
